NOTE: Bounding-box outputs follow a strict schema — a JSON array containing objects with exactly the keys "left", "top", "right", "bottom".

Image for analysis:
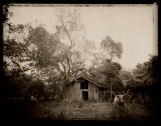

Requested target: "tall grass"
[
  {"left": 109, "top": 103, "right": 153, "bottom": 120},
  {"left": 25, "top": 101, "right": 153, "bottom": 120}
]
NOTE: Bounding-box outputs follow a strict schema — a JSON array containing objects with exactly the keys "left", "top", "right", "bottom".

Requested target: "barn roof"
[
  {"left": 66, "top": 72, "right": 109, "bottom": 88},
  {"left": 67, "top": 71, "right": 125, "bottom": 92},
  {"left": 77, "top": 74, "right": 107, "bottom": 88},
  {"left": 77, "top": 73, "right": 108, "bottom": 88}
]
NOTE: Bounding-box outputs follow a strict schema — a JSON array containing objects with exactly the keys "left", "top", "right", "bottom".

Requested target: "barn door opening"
[
  {"left": 82, "top": 91, "right": 88, "bottom": 101},
  {"left": 99, "top": 88, "right": 105, "bottom": 101}
]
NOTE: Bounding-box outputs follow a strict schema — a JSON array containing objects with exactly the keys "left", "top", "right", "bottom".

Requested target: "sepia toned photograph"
[{"left": 2, "top": 3, "right": 158, "bottom": 120}]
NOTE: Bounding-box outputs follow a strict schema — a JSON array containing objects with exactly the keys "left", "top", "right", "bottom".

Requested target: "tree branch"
[
  {"left": 56, "top": 15, "right": 75, "bottom": 49},
  {"left": 67, "top": 57, "right": 71, "bottom": 76},
  {"left": 55, "top": 63, "right": 69, "bottom": 84}
]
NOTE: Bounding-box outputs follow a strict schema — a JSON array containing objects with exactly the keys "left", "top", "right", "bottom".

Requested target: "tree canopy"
[
  {"left": 3, "top": 5, "right": 157, "bottom": 106},
  {"left": 100, "top": 36, "right": 123, "bottom": 61}
]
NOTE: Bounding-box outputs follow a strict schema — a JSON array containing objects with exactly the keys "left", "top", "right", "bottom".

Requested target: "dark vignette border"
[{"left": 0, "top": 0, "right": 160, "bottom": 126}]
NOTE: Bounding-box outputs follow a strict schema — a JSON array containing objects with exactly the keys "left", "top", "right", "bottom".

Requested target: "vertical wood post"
[{"left": 111, "top": 83, "right": 112, "bottom": 102}]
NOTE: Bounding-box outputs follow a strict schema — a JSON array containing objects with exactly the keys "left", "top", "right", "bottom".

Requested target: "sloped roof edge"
[
  {"left": 66, "top": 75, "right": 108, "bottom": 88},
  {"left": 77, "top": 76, "right": 103, "bottom": 88}
]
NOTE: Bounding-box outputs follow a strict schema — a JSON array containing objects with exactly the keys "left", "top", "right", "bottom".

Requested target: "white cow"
[{"left": 112, "top": 89, "right": 130, "bottom": 111}]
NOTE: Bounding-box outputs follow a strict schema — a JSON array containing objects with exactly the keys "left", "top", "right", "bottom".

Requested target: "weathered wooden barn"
[{"left": 66, "top": 74, "right": 109, "bottom": 102}]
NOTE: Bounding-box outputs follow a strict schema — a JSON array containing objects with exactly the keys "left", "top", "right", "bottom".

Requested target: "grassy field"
[{"left": 25, "top": 100, "right": 154, "bottom": 120}]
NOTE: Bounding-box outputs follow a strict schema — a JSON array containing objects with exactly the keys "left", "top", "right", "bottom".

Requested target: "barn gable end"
[{"left": 66, "top": 76, "right": 108, "bottom": 102}]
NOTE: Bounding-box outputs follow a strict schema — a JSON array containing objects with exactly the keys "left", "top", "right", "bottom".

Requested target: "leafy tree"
[
  {"left": 26, "top": 26, "right": 60, "bottom": 68},
  {"left": 119, "top": 69, "right": 133, "bottom": 86},
  {"left": 2, "top": 62, "right": 34, "bottom": 98},
  {"left": 87, "top": 36, "right": 124, "bottom": 101},
  {"left": 83, "top": 39, "right": 96, "bottom": 54},
  {"left": 2, "top": 4, "right": 13, "bottom": 26},
  {"left": 100, "top": 60, "right": 123, "bottom": 100},
  {"left": 55, "top": 8, "right": 85, "bottom": 49},
  {"left": 4, "top": 23, "right": 33, "bottom": 75},
  {"left": 89, "top": 36, "right": 123, "bottom": 72},
  {"left": 132, "top": 56, "right": 158, "bottom": 87},
  {"left": 3, "top": 20, "right": 85, "bottom": 100},
  {"left": 54, "top": 8, "right": 86, "bottom": 83},
  {"left": 89, "top": 59, "right": 124, "bottom": 101},
  {"left": 2, "top": 4, "right": 35, "bottom": 99},
  {"left": 98, "top": 60, "right": 122, "bottom": 75},
  {"left": 129, "top": 56, "right": 158, "bottom": 106},
  {"left": 27, "top": 79, "right": 45, "bottom": 97},
  {"left": 100, "top": 36, "right": 123, "bottom": 61}
]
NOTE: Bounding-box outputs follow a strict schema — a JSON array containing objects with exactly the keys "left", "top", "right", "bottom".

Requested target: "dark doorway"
[
  {"left": 80, "top": 80, "right": 88, "bottom": 89},
  {"left": 82, "top": 91, "right": 88, "bottom": 101}
]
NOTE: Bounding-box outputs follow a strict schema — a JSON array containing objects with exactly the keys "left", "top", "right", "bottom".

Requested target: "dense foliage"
[{"left": 2, "top": 6, "right": 158, "bottom": 120}]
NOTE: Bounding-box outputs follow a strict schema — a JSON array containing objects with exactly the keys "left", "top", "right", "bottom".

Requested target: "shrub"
[
  {"left": 48, "top": 110, "right": 73, "bottom": 120},
  {"left": 56, "top": 110, "right": 66, "bottom": 120},
  {"left": 110, "top": 104, "right": 152, "bottom": 120},
  {"left": 78, "top": 101, "right": 84, "bottom": 108}
]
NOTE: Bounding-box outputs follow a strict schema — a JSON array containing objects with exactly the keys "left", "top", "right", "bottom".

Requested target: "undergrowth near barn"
[{"left": 25, "top": 101, "right": 154, "bottom": 120}]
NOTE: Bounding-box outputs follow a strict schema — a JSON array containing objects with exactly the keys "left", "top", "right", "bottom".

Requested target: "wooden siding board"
[
  {"left": 67, "top": 79, "right": 107, "bottom": 102},
  {"left": 88, "top": 82, "right": 99, "bottom": 102},
  {"left": 67, "top": 81, "right": 82, "bottom": 102}
]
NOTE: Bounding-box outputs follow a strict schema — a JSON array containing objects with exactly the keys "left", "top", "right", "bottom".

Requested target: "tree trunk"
[{"left": 111, "top": 83, "right": 113, "bottom": 102}]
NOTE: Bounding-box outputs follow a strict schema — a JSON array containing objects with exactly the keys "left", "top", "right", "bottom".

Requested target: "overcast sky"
[{"left": 9, "top": 4, "right": 157, "bottom": 70}]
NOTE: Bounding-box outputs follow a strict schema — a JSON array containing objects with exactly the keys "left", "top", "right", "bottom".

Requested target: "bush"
[
  {"left": 57, "top": 111, "right": 67, "bottom": 120},
  {"left": 43, "top": 84, "right": 64, "bottom": 101},
  {"left": 78, "top": 101, "right": 84, "bottom": 108},
  {"left": 2, "top": 70, "right": 34, "bottom": 98},
  {"left": 48, "top": 110, "right": 67, "bottom": 120},
  {"left": 110, "top": 107, "right": 139, "bottom": 120},
  {"left": 110, "top": 103, "right": 152, "bottom": 120},
  {"left": 27, "top": 79, "right": 45, "bottom": 97},
  {"left": 144, "top": 96, "right": 152, "bottom": 105}
]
